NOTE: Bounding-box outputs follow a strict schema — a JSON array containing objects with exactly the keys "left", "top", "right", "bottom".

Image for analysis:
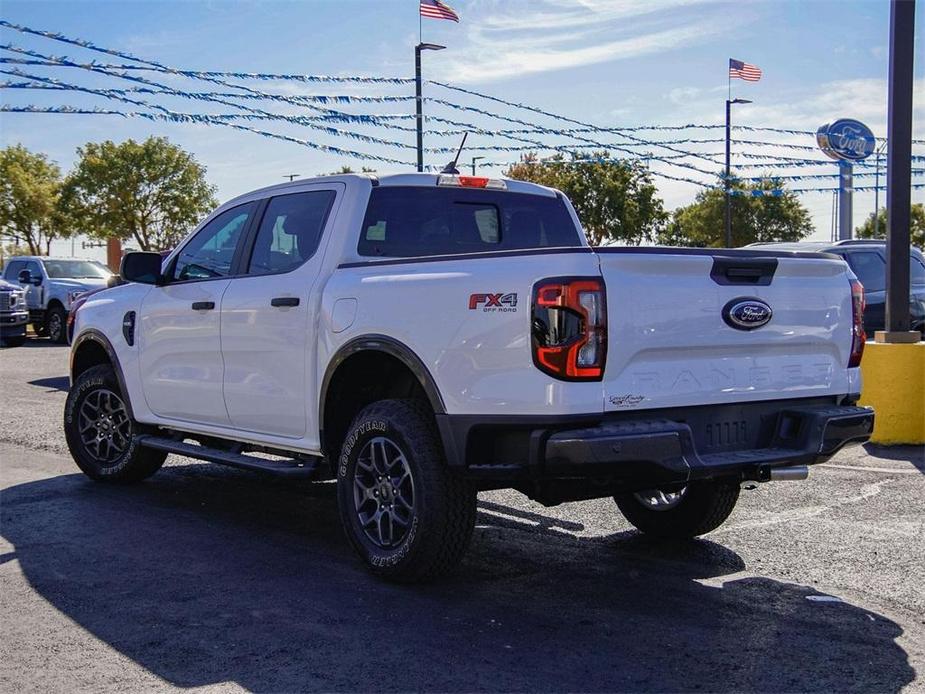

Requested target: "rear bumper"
[
  {"left": 436, "top": 400, "right": 873, "bottom": 491},
  {"left": 544, "top": 404, "right": 873, "bottom": 485}
]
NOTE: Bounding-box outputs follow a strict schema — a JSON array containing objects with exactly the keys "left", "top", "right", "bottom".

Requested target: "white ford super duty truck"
[{"left": 66, "top": 173, "right": 874, "bottom": 581}]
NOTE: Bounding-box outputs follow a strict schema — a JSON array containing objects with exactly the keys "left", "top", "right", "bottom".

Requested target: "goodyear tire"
[
  {"left": 337, "top": 398, "right": 476, "bottom": 582},
  {"left": 614, "top": 480, "right": 740, "bottom": 539},
  {"left": 64, "top": 364, "right": 166, "bottom": 482}
]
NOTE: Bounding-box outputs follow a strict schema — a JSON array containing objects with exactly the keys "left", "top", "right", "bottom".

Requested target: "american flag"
[
  {"left": 420, "top": 0, "right": 460, "bottom": 22},
  {"left": 729, "top": 58, "right": 761, "bottom": 82}
]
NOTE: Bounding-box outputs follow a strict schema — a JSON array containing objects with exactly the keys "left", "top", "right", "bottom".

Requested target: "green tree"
[
  {"left": 504, "top": 152, "right": 667, "bottom": 245},
  {"left": 0, "top": 145, "right": 73, "bottom": 255},
  {"left": 856, "top": 204, "right": 925, "bottom": 248},
  {"left": 326, "top": 166, "right": 376, "bottom": 175},
  {"left": 63, "top": 137, "right": 217, "bottom": 251},
  {"left": 660, "top": 176, "right": 814, "bottom": 247}
]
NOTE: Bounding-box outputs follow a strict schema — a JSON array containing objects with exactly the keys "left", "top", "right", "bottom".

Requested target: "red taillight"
[
  {"left": 848, "top": 279, "right": 866, "bottom": 368},
  {"left": 532, "top": 277, "right": 607, "bottom": 381}
]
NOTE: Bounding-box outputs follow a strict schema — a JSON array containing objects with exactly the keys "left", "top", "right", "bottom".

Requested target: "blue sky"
[{"left": 1, "top": 0, "right": 923, "bottom": 258}]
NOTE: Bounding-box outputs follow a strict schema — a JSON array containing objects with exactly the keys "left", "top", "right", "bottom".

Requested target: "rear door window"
[
  {"left": 246, "top": 190, "right": 336, "bottom": 275},
  {"left": 358, "top": 186, "right": 581, "bottom": 257}
]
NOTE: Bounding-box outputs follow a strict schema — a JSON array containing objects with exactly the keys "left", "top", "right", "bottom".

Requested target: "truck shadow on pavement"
[
  {"left": 1, "top": 463, "right": 915, "bottom": 692},
  {"left": 26, "top": 376, "right": 70, "bottom": 392}
]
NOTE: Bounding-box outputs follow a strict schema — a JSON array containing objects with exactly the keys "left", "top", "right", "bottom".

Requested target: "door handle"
[
  {"left": 270, "top": 297, "right": 300, "bottom": 307},
  {"left": 191, "top": 301, "right": 215, "bottom": 311}
]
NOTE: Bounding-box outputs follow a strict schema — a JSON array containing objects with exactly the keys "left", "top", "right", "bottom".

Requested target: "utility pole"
[
  {"left": 881, "top": 0, "right": 917, "bottom": 341},
  {"left": 283, "top": 174, "right": 299, "bottom": 182},
  {"left": 415, "top": 43, "right": 445, "bottom": 172},
  {"left": 724, "top": 98, "right": 751, "bottom": 247},
  {"left": 471, "top": 156, "right": 484, "bottom": 175}
]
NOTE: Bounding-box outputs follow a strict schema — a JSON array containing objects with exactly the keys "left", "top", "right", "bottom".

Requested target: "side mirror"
[
  {"left": 120, "top": 252, "right": 165, "bottom": 285},
  {"left": 18, "top": 269, "right": 40, "bottom": 285}
]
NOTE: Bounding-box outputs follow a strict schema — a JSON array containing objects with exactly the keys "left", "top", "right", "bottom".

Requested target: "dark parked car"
[{"left": 749, "top": 240, "right": 925, "bottom": 336}]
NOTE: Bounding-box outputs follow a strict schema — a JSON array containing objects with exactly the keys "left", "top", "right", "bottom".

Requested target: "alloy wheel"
[
  {"left": 48, "top": 312, "right": 63, "bottom": 341},
  {"left": 78, "top": 387, "right": 132, "bottom": 464},
  {"left": 352, "top": 436, "right": 416, "bottom": 548},
  {"left": 633, "top": 486, "right": 687, "bottom": 511}
]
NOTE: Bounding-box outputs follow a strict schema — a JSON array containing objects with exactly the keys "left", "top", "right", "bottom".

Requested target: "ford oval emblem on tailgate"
[{"left": 723, "top": 297, "right": 772, "bottom": 330}]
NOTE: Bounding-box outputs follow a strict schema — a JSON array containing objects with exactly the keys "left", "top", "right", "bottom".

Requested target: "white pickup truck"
[
  {"left": 3, "top": 256, "right": 114, "bottom": 343},
  {"left": 66, "top": 173, "right": 874, "bottom": 581}
]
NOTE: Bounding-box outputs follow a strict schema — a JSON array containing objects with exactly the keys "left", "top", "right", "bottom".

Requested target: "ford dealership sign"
[{"left": 816, "top": 119, "right": 876, "bottom": 162}]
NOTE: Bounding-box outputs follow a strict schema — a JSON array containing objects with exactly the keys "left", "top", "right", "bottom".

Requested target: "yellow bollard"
[{"left": 858, "top": 341, "right": 925, "bottom": 445}]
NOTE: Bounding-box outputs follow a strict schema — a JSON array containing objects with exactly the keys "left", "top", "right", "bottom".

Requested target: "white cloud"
[{"left": 435, "top": 0, "right": 741, "bottom": 83}]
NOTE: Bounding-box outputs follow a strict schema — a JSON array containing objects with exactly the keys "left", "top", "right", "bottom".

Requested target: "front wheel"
[
  {"left": 64, "top": 364, "right": 166, "bottom": 482},
  {"left": 336, "top": 399, "right": 476, "bottom": 582},
  {"left": 614, "top": 480, "right": 740, "bottom": 539},
  {"left": 47, "top": 305, "right": 68, "bottom": 344}
]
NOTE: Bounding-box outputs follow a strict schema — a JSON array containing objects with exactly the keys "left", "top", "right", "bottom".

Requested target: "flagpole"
[{"left": 725, "top": 59, "right": 732, "bottom": 247}]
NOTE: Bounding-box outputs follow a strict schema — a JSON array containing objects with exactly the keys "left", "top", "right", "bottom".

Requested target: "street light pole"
[
  {"left": 415, "top": 43, "right": 445, "bottom": 173},
  {"left": 724, "top": 98, "right": 751, "bottom": 247},
  {"left": 471, "top": 156, "right": 484, "bottom": 175}
]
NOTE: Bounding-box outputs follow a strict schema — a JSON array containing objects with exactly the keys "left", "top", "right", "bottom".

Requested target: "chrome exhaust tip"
[{"left": 768, "top": 465, "right": 810, "bottom": 482}]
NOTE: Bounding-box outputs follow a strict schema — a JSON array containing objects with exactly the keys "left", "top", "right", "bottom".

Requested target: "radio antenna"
[{"left": 440, "top": 132, "right": 468, "bottom": 174}]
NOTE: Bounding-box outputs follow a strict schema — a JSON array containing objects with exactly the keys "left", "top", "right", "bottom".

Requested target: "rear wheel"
[
  {"left": 336, "top": 398, "right": 476, "bottom": 582},
  {"left": 64, "top": 364, "right": 166, "bottom": 482},
  {"left": 47, "top": 305, "right": 67, "bottom": 344},
  {"left": 614, "top": 480, "right": 740, "bottom": 539}
]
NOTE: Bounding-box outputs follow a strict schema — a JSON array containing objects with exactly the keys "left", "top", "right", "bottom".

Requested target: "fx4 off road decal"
[{"left": 468, "top": 292, "right": 518, "bottom": 313}]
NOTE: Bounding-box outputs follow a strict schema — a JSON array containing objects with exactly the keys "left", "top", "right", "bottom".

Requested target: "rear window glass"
[
  {"left": 845, "top": 252, "right": 885, "bottom": 292},
  {"left": 357, "top": 186, "right": 581, "bottom": 257}
]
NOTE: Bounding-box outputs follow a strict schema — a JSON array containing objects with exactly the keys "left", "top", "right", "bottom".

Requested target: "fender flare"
[
  {"left": 70, "top": 329, "right": 135, "bottom": 420},
  {"left": 319, "top": 335, "right": 446, "bottom": 453}
]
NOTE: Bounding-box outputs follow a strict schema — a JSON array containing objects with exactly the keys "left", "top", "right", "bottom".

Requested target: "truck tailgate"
[{"left": 596, "top": 250, "right": 854, "bottom": 412}]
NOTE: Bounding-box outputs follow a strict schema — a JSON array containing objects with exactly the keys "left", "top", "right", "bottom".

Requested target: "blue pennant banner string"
[
  {"left": 0, "top": 103, "right": 413, "bottom": 165},
  {"left": 0, "top": 71, "right": 420, "bottom": 155},
  {"left": 732, "top": 124, "right": 925, "bottom": 146},
  {"left": 4, "top": 19, "right": 924, "bottom": 156},
  {"left": 1, "top": 79, "right": 422, "bottom": 133},
  {"left": 740, "top": 168, "right": 925, "bottom": 182},
  {"left": 732, "top": 183, "right": 925, "bottom": 195},
  {"left": 0, "top": 59, "right": 423, "bottom": 149},
  {"left": 424, "top": 97, "right": 720, "bottom": 176},
  {"left": 0, "top": 58, "right": 415, "bottom": 102},
  {"left": 0, "top": 44, "right": 394, "bottom": 124},
  {"left": 428, "top": 83, "right": 740, "bottom": 165},
  {"left": 0, "top": 20, "right": 413, "bottom": 83}
]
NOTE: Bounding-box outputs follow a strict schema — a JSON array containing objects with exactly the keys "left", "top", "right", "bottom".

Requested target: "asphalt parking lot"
[{"left": 1, "top": 340, "right": 923, "bottom": 692}]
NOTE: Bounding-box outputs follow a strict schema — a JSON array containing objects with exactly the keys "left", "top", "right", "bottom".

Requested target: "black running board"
[{"left": 136, "top": 435, "right": 321, "bottom": 478}]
